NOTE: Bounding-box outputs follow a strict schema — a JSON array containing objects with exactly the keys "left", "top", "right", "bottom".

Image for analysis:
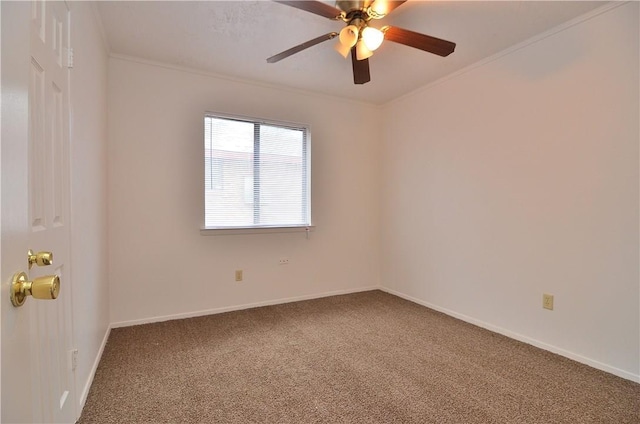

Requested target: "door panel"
[
  {"left": 2, "top": 1, "right": 76, "bottom": 422},
  {"left": 29, "top": 58, "right": 46, "bottom": 230},
  {"left": 28, "top": 1, "right": 75, "bottom": 422}
]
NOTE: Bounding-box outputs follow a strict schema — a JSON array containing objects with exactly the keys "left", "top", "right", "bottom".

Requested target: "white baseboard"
[
  {"left": 110, "top": 285, "right": 381, "bottom": 328},
  {"left": 78, "top": 325, "right": 111, "bottom": 414},
  {"left": 380, "top": 287, "right": 640, "bottom": 383}
]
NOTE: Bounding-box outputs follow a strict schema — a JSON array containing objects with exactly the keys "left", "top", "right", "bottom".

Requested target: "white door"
[{"left": 1, "top": 1, "right": 76, "bottom": 423}]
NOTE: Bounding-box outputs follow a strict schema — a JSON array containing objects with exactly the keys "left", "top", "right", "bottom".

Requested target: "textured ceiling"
[{"left": 96, "top": 1, "right": 607, "bottom": 104}]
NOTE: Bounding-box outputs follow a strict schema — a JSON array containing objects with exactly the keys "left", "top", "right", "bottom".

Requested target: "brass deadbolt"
[
  {"left": 10, "top": 271, "right": 60, "bottom": 307},
  {"left": 28, "top": 249, "right": 53, "bottom": 269}
]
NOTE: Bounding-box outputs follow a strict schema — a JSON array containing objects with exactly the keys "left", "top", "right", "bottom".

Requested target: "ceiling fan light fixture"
[
  {"left": 369, "top": 0, "right": 389, "bottom": 17},
  {"left": 335, "top": 24, "right": 359, "bottom": 58},
  {"left": 355, "top": 39, "right": 373, "bottom": 60},
  {"left": 339, "top": 25, "right": 359, "bottom": 48},
  {"left": 362, "top": 26, "right": 384, "bottom": 51},
  {"left": 334, "top": 40, "right": 352, "bottom": 58}
]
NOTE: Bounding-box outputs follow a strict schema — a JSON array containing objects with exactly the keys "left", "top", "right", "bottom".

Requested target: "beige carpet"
[{"left": 79, "top": 290, "right": 639, "bottom": 423}]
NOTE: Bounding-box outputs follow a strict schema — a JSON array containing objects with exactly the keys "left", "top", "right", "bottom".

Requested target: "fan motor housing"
[{"left": 336, "top": 0, "right": 365, "bottom": 13}]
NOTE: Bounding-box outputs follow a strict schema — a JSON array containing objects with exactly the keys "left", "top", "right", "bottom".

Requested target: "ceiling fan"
[{"left": 267, "top": 0, "right": 456, "bottom": 85}]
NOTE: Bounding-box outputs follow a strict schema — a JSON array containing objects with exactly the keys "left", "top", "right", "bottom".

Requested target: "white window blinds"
[{"left": 204, "top": 114, "right": 311, "bottom": 229}]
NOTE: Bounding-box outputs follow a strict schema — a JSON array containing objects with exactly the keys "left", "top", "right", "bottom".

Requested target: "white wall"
[
  {"left": 381, "top": 3, "right": 639, "bottom": 381},
  {"left": 107, "top": 58, "right": 382, "bottom": 325},
  {"left": 69, "top": 2, "right": 110, "bottom": 411}
]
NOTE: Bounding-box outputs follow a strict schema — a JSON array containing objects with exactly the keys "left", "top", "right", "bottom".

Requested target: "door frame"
[{"left": 1, "top": 2, "right": 35, "bottom": 421}]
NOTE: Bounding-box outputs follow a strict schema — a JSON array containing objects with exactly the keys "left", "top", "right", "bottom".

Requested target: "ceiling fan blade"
[
  {"left": 383, "top": 26, "right": 456, "bottom": 57},
  {"left": 351, "top": 48, "right": 371, "bottom": 84},
  {"left": 368, "top": 0, "right": 407, "bottom": 17},
  {"left": 267, "top": 32, "right": 338, "bottom": 63},
  {"left": 273, "top": 1, "right": 343, "bottom": 20}
]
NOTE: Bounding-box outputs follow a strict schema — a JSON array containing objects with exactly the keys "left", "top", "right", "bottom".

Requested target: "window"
[{"left": 203, "top": 113, "right": 311, "bottom": 231}]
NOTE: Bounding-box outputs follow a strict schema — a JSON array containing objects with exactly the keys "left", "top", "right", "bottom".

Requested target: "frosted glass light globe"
[
  {"left": 356, "top": 40, "right": 373, "bottom": 60},
  {"left": 362, "top": 27, "right": 384, "bottom": 51},
  {"left": 339, "top": 25, "right": 359, "bottom": 48}
]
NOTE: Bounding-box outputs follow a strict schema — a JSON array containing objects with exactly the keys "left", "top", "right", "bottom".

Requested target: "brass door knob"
[
  {"left": 10, "top": 271, "right": 60, "bottom": 307},
  {"left": 28, "top": 249, "right": 53, "bottom": 269}
]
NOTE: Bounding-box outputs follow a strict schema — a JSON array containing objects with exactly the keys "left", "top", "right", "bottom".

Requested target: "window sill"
[{"left": 200, "top": 225, "right": 315, "bottom": 236}]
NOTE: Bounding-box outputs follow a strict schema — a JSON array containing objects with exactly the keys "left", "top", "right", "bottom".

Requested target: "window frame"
[{"left": 201, "top": 112, "right": 313, "bottom": 235}]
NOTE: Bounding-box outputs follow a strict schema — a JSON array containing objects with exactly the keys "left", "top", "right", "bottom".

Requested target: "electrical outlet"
[
  {"left": 235, "top": 270, "right": 243, "bottom": 282},
  {"left": 279, "top": 258, "right": 289, "bottom": 265},
  {"left": 543, "top": 293, "right": 554, "bottom": 310}
]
